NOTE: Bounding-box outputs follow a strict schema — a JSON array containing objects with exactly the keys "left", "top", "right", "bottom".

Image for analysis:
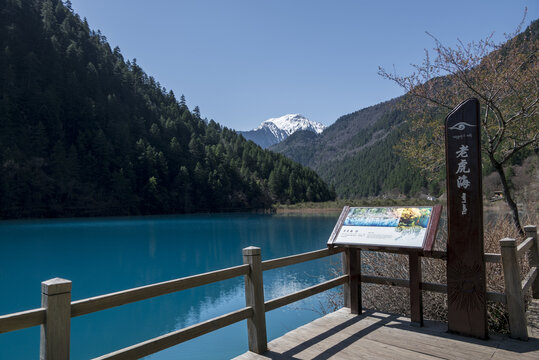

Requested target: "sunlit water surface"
[{"left": 0, "top": 213, "right": 341, "bottom": 359}]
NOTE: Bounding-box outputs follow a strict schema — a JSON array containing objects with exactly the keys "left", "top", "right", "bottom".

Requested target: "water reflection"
[{"left": 0, "top": 213, "right": 340, "bottom": 359}]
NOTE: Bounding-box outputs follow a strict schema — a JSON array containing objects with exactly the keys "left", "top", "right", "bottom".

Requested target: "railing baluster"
[
  {"left": 409, "top": 252, "right": 423, "bottom": 326},
  {"left": 243, "top": 247, "right": 267, "bottom": 354},
  {"left": 40, "top": 278, "right": 72, "bottom": 360},
  {"left": 346, "top": 248, "right": 362, "bottom": 315},
  {"left": 500, "top": 238, "right": 528, "bottom": 340},
  {"left": 524, "top": 225, "right": 539, "bottom": 299},
  {"left": 342, "top": 250, "right": 350, "bottom": 308}
]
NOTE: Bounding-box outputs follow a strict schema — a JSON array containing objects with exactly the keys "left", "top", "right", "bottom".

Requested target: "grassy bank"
[
  {"left": 274, "top": 198, "right": 436, "bottom": 214},
  {"left": 275, "top": 198, "right": 534, "bottom": 216}
]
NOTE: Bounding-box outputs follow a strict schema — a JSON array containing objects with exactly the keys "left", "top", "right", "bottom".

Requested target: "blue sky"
[{"left": 70, "top": 0, "right": 538, "bottom": 130}]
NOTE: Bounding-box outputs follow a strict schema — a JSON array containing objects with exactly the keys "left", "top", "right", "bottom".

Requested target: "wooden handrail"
[
  {"left": 426, "top": 250, "right": 501, "bottom": 263},
  {"left": 335, "top": 248, "right": 501, "bottom": 263},
  {"left": 2, "top": 226, "right": 535, "bottom": 359},
  {"left": 0, "top": 247, "right": 342, "bottom": 337},
  {"left": 361, "top": 274, "right": 408, "bottom": 288},
  {"left": 261, "top": 247, "right": 344, "bottom": 271},
  {"left": 487, "top": 291, "right": 507, "bottom": 304},
  {"left": 71, "top": 264, "right": 249, "bottom": 317},
  {"left": 484, "top": 253, "right": 502, "bottom": 263},
  {"left": 0, "top": 246, "right": 507, "bottom": 335},
  {"left": 425, "top": 251, "right": 502, "bottom": 263},
  {"left": 265, "top": 275, "right": 348, "bottom": 312},
  {"left": 522, "top": 267, "right": 538, "bottom": 295},
  {"left": 421, "top": 281, "right": 447, "bottom": 294},
  {"left": 517, "top": 237, "right": 534, "bottom": 257},
  {"left": 424, "top": 250, "right": 447, "bottom": 260},
  {"left": 93, "top": 307, "right": 253, "bottom": 360},
  {"left": 359, "top": 274, "right": 506, "bottom": 303},
  {"left": 0, "top": 308, "right": 46, "bottom": 333}
]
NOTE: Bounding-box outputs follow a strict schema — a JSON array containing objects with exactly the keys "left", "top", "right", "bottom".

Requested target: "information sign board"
[{"left": 328, "top": 206, "right": 441, "bottom": 250}]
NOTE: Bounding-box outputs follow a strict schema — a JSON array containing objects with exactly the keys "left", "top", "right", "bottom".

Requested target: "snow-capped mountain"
[{"left": 239, "top": 114, "right": 325, "bottom": 149}]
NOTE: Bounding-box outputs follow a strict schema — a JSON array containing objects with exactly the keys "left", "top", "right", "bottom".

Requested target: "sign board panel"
[{"left": 328, "top": 206, "right": 441, "bottom": 250}]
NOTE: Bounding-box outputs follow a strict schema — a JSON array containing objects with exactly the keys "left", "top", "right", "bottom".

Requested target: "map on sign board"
[{"left": 328, "top": 207, "right": 439, "bottom": 249}]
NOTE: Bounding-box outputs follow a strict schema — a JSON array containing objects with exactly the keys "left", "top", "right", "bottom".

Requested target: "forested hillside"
[
  {"left": 0, "top": 0, "right": 334, "bottom": 218},
  {"left": 273, "top": 20, "right": 537, "bottom": 200},
  {"left": 272, "top": 100, "right": 431, "bottom": 198},
  {"left": 316, "top": 109, "right": 433, "bottom": 197}
]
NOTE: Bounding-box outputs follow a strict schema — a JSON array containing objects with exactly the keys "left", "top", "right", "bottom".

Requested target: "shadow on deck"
[{"left": 233, "top": 308, "right": 539, "bottom": 360}]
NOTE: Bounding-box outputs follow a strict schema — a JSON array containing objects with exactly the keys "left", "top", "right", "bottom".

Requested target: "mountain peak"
[
  {"left": 257, "top": 114, "right": 325, "bottom": 135},
  {"left": 241, "top": 114, "right": 325, "bottom": 148},
  {"left": 258, "top": 114, "right": 325, "bottom": 135}
]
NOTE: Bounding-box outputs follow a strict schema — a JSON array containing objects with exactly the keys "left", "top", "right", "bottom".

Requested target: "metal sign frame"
[
  {"left": 329, "top": 204, "right": 442, "bottom": 327},
  {"left": 327, "top": 205, "right": 442, "bottom": 252}
]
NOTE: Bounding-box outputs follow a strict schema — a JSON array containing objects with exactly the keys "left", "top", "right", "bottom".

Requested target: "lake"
[{"left": 0, "top": 213, "right": 342, "bottom": 359}]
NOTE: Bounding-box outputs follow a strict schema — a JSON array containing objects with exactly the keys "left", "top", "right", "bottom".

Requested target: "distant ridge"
[{"left": 240, "top": 114, "right": 325, "bottom": 148}]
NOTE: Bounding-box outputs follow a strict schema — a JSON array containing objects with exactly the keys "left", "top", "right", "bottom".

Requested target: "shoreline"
[
  {"left": 275, "top": 207, "right": 342, "bottom": 215},
  {"left": 274, "top": 200, "right": 528, "bottom": 216}
]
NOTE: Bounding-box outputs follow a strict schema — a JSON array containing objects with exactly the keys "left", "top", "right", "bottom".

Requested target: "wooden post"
[
  {"left": 500, "top": 238, "right": 528, "bottom": 340},
  {"left": 40, "top": 278, "right": 72, "bottom": 360},
  {"left": 524, "top": 225, "right": 539, "bottom": 299},
  {"left": 409, "top": 252, "right": 423, "bottom": 326},
  {"left": 445, "top": 98, "right": 487, "bottom": 339},
  {"left": 342, "top": 250, "right": 350, "bottom": 308},
  {"left": 346, "top": 248, "right": 361, "bottom": 315},
  {"left": 243, "top": 247, "right": 267, "bottom": 354}
]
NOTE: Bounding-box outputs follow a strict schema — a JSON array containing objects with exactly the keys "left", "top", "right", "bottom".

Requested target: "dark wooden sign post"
[{"left": 445, "top": 98, "right": 488, "bottom": 339}]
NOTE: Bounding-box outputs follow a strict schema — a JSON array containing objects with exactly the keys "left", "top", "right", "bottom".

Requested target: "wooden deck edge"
[{"left": 233, "top": 307, "right": 539, "bottom": 359}]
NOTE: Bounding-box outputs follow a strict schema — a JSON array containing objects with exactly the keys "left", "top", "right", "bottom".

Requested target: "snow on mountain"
[
  {"left": 258, "top": 114, "right": 325, "bottom": 136},
  {"left": 240, "top": 114, "right": 325, "bottom": 149}
]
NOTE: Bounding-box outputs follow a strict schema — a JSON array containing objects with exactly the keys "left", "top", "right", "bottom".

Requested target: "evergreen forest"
[
  {"left": 316, "top": 109, "right": 432, "bottom": 198},
  {"left": 272, "top": 101, "right": 432, "bottom": 198},
  {"left": 0, "top": 0, "right": 335, "bottom": 218}
]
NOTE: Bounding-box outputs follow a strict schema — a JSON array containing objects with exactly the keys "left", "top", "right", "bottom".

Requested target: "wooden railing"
[
  {"left": 0, "top": 225, "right": 537, "bottom": 359},
  {"left": 0, "top": 246, "right": 345, "bottom": 359},
  {"left": 498, "top": 225, "right": 539, "bottom": 340},
  {"left": 0, "top": 263, "right": 254, "bottom": 360},
  {"left": 338, "top": 242, "right": 507, "bottom": 329}
]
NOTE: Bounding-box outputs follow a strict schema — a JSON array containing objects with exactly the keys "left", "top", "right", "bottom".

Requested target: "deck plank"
[
  {"left": 363, "top": 325, "right": 497, "bottom": 360},
  {"left": 232, "top": 308, "right": 539, "bottom": 360}
]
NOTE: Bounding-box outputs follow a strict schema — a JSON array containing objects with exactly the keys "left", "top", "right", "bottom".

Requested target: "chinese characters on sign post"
[
  {"left": 445, "top": 98, "right": 487, "bottom": 339},
  {"left": 456, "top": 145, "right": 470, "bottom": 215}
]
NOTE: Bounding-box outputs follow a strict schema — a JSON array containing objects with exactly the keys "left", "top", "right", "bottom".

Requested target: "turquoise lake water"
[{"left": 0, "top": 213, "right": 342, "bottom": 359}]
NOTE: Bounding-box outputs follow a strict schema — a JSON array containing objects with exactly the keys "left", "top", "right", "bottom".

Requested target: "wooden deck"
[{"left": 233, "top": 308, "right": 539, "bottom": 360}]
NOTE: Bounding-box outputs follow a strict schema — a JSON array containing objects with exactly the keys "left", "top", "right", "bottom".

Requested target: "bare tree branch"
[{"left": 379, "top": 13, "right": 538, "bottom": 233}]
